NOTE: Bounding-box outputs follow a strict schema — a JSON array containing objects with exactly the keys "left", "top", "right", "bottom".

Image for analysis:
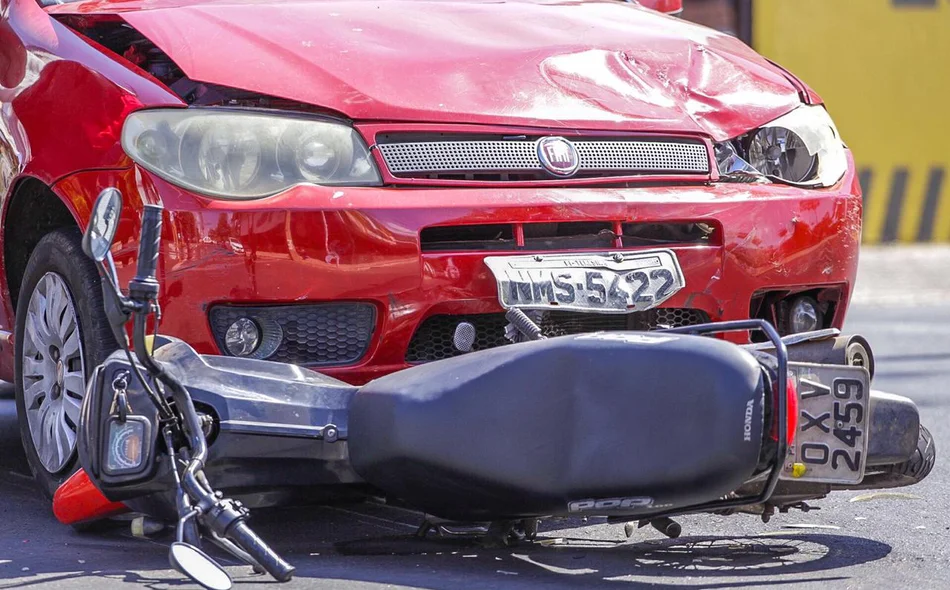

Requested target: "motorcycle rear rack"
[{"left": 634, "top": 319, "right": 790, "bottom": 521}]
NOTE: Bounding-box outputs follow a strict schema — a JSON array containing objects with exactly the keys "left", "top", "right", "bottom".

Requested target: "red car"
[{"left": 0, "top": 0, "right": 861, "bottom": 496}]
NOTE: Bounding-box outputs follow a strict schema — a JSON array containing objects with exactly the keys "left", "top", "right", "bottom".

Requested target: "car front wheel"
[{"left": 14, "top": 228, "right": 117, "bottom": 498}]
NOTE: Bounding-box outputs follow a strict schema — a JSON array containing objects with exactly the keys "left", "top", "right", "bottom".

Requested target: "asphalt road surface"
[{"left": 0, "top": 246, "right": 948, "bottom": 589}]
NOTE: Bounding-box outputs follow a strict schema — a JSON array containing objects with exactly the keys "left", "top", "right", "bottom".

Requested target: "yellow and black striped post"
[{"left": 860, "top": 167, "right": 949, "bottom": 243}]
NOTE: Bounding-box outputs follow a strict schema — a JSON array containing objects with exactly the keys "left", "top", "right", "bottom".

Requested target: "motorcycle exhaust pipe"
[
  {"left": 752, "top": 333, "right": 875, "bottom": 379},
  {"left": 785, "top": 334, "right": 874, "bottom": 379}
]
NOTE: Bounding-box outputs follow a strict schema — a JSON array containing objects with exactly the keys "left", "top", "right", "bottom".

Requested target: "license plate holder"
[
  {"left": 782, "top": 362, "right": 871, "bottom": 484},
  {"left": 484, "top": 250, "right": 686, "bottom": 314}
]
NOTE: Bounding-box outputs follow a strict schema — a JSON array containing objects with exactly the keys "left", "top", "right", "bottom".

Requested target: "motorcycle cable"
[
  {"left": 136, "top": 312, "right": 295, "bottom": 580},
  {"left": 121, "top": 338, "right": 176, "bottom": 424},
  {"left": 95, "top": 266, "right": 175, "bottom": 422}
]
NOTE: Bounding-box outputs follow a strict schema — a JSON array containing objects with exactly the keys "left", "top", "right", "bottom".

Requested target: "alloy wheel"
[{"left": 21, "top": 272, "right": 86, "bottom": 474}]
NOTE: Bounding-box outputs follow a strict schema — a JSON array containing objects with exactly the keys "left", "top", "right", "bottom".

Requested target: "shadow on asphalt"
[
  {"left": 0, "top": 395, "right": 893, "bottom": 589},
  {"left": 328, "top": 530, "right": 892, "bottom": 580}
]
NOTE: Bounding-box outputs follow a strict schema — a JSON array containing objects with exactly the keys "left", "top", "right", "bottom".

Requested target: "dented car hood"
[{"left": 52, "top": 0, "right": 805, "bottom": 140}]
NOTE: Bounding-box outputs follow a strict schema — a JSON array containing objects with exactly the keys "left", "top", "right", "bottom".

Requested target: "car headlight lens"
[
  {"left": 122, "top": 109, "right": 381, "bottom": 199},
  {"left": 747, "top": 127, "right": 816, "bottom": 183},
  {"left": 714, "top": 105, "right": 847, "bottom": 188}
]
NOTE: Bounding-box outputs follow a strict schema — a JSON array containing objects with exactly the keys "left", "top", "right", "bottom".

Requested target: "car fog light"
[
  {"left": 453, "top": 322, "right": 476, "bottom": 353},
  {"left": 789, "top": 297, "right": 821, "bottom": 334},
  {"left": 224, "top": 317, "right": 261, "bottom": 356}
]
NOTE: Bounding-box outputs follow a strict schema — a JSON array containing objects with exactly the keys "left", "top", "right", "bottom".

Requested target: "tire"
[
  {"left": 842, "top": 425, "right": 936, "bottom": 491},
  {"left": 14, "top": 228, "right": 117, "bottom": 499},
  {"left": 880, "top": 425, "right": 936, "bottom": 485}
]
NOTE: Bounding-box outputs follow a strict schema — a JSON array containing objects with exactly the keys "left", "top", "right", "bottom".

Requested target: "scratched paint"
[{"left": 54, "top": 0, "right": 805, "bottom": 140}]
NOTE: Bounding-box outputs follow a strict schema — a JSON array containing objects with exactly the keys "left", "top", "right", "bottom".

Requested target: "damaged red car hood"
[{"left": 54, "top": 0, "right": 805, "bottom": 140}]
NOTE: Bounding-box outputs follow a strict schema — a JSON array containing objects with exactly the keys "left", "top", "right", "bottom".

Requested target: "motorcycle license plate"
[
  {"left": 782, "top": 362, "right": 871, "bottom": 484},
  {"left": 484, "top": 250, "right": 685, "bottom": 314}
]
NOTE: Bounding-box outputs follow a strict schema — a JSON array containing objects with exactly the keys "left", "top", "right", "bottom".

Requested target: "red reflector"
[
  {"left": 770, "top": 376, "right": 799, "bottom": 447},
  {"left": 52, "top": 469, "right": 127, "bottom": 526}
]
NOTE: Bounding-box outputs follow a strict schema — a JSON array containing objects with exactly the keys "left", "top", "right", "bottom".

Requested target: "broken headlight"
[
  {"left": 122, "top": 108, "right": 381, "bottom": 199},
  {"left": 714, "top": 105, "right": 847, "bottom": 188}
]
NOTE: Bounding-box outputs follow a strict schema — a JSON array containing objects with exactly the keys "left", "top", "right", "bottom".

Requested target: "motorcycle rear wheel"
[{"left": 840, "top": 426, "right": 935, "bottom": 491}]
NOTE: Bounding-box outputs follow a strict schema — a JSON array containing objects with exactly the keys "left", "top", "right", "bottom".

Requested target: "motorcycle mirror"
[
  {"left": 82, "top": 188, "right": 123, "bottom": 262},
  {"left": 169, "top": 542, "right": 232, "bottom": 590}
]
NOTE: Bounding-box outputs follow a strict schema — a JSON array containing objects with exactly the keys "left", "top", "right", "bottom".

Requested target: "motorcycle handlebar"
[
  {"left": 131, "top": 204, "right": 162, "bottom": 297},
  {"left": 123, "top": 205, "right": 294, "bottom": 583},
  {"left": 227, "top": 521, "right": 296, "bottom": 583},
  {"left": 132, "top": 313, "right": 295, "bottom": 583}
]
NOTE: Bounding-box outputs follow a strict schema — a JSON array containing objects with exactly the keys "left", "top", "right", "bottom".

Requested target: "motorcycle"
[{"left": 57, "top": 188, "right": 934, "bottom": 588}]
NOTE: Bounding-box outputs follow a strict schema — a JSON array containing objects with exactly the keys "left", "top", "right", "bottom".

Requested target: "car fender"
[
  {"left": 0, "top": 0, "right": 181, "bottom": 378},
  {"left": 1, "top": 0, "right": 181, "bottom": 191}
]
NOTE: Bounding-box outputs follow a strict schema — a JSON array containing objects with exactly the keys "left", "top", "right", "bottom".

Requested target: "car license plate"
[
  {"left": 781, "top": 362, "right": 871, "bottom": 484},
  {"left": 484, "top": 250, "right": 685, "bottom": 314}
]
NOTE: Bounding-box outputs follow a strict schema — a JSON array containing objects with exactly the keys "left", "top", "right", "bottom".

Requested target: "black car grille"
[
  {"left": 405, "top": 308, "right": 710, "bottom": 364},
  {"left": 419, "top": 221, "right": 718, "bottom": 252},
  {"left": 209, "top": 303, "right": 376, "bottom": 367}
]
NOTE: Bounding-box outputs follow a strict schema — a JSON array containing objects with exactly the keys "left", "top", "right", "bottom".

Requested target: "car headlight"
[
  {"left": 122, "top": 109, "right": 381, "bottom": 199},
  {"left": 714, "top": 105, "right": 847, "bottom": 188}
]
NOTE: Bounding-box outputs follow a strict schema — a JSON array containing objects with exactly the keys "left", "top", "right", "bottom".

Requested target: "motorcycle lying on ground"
[{"left": 56, "top": 188, "right": 935, "bottom": 588}]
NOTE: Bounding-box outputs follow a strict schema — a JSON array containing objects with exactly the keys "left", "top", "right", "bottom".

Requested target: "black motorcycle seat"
[{"left": 349, "top": 331, "right": 768, "bottom": 521}]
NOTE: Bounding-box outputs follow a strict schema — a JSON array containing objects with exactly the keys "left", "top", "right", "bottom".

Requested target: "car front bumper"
[{"left": 53, "top": 157, "right": 862, "bottom": 384}]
